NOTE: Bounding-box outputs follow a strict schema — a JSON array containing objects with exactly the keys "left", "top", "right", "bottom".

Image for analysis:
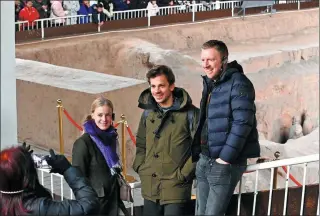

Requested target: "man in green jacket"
[{"left": 133, "top": 65, "right": 199, "bottom": 216}]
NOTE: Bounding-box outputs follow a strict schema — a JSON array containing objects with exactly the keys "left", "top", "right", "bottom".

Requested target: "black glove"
[
  {"left": 44, "top": 149, "right": 71, "bottom": 175},
  {"left": 22, "top": 142, "right": 34, "bottom": 154}
]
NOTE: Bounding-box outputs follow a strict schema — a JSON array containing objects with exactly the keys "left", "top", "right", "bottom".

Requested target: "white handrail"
[
  {"left": 37, "top": 14, "right": 91, "bottom": 22},
  {"left": 246, "top": 154, "right": 319, "bottom": 171},
  {"left": 36, "top": 153, "right": 319, "bottom": 214},
  {"left": 15, "top": 0, "right": 310, "bottom": 31}
]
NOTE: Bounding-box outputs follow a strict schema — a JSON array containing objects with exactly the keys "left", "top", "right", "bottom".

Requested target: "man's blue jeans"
[{"left": 195, "top": 154, "right": 246, "bottom": 215}]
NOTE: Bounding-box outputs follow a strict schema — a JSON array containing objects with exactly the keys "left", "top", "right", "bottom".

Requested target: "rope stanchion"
[
  {"left": 63, "top": 109, "right": 83, "bottom": 131},
  {"left": 126, "top": 125, "right": 136, "bottom": 145},
  {"left": 57, "top": 99, "right": 64, "bottom": 154},
  {"left": 119, "top": 114, "right": 136, "bottom": 183}
]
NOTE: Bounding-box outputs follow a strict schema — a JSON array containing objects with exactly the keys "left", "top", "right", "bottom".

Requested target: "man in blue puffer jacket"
[{"left": 192, "top": 40, "right": 260, "bottom": 215}]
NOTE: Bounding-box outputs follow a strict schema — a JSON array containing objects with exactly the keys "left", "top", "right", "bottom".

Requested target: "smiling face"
[
  {"left": 91, "top": 105, "right": 113, "bottom": 130},
  {"left": 201, "top": 47, "right": 224, "bottom": 80},
  {"left": 150, "top": 74, "right": 175, "bottom": 108}
]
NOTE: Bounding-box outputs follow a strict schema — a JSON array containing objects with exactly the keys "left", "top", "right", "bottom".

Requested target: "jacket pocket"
[{"left": 139, "top": 174, "right": 153, "bottom": 198}]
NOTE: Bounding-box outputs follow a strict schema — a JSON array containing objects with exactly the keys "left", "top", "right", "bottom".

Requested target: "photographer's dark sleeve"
[{"left": 38, "top": 167, "right": 100, "bottom": 215}]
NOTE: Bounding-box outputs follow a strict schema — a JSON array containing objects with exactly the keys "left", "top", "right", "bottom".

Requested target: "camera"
[{"left": 32, "top": 154, "right": 51, "bottom": 169}]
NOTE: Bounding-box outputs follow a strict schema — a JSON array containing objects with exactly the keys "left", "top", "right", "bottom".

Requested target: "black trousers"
[{"left": 143, "top": 199, "right": 189, "bottom": 216}]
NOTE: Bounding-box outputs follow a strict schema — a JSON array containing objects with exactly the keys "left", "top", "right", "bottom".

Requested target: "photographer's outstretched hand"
[
  {"left": 44, "top": 149, "right": 71, "bottom": 175},
  {"left": 22, "top": 142, "right": 34, "bottom": 154}
]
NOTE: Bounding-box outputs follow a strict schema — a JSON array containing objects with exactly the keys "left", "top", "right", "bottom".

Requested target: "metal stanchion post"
[
  {"left": 121, "top": 114, "right": 127, "bottom": 177},
  {"left": 273, "top": 151, "right": 280, "bottom": 189},
  {"left": 120, "top": 114, "right": 136, "bottom": 183},
  {"left": 57, "top": 99, "right": 64, "bottom": 155}
]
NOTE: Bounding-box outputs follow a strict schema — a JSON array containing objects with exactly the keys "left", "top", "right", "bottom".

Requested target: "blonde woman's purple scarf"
[{"left": 83, "top": 120, "right": 121, "bottom": 175}]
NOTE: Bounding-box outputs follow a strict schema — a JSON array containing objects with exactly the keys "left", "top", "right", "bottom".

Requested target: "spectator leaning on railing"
[
  {"left": 98, "top": 0, "right": 114, "bottom": 18},
  {"left": 32, "top": 0, "right": 50, "bottom": 19},
  {"left": 19, "top": 0, "right": 40, "bottom": 30},
  {"left": 50, "top": 0, "right": 67, "bottom": 26},
  {"left": 92, "top": 3, "right": 107, "bottom": 26},
  {"left": 78, "top": 0, "right": 94, "bottom": 24},
  {"left": 63, "top": 0, "right": 80, "bottom": 25},
  {"left": 146, "top": 0, "right": 159, "bottom": 16}
]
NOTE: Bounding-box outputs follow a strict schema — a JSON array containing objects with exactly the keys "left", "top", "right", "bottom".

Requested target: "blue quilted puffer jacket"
[{"left": 192, "top": 60, "right": 260, "bottom": 163}]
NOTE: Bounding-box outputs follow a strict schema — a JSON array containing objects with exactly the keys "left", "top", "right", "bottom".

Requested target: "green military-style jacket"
[{"left": 133, "top": 87, "right": 199, "bottom": 205}]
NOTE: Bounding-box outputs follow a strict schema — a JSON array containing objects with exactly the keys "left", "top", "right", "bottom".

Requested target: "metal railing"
[
  {"left": 36, "top": 153, "right": 319, "bottom": 215},
  {"left": 237, "top": 154, "right": 319, "bottom": 216},
  {"left": 15, "top": 0, "right": 312, "bottom": 39}
]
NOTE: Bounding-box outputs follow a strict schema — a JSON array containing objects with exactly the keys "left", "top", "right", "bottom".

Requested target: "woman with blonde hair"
[{"left": 72, "top": 97, "right": 129, "bottom": 216}]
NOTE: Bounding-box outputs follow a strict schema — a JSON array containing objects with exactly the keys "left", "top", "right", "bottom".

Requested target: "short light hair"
[{"left": 202, "top": 40, "right": 229, "bottom": 59}]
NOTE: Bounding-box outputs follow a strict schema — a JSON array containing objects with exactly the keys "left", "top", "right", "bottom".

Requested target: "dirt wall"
[{"left": 16, "top": 9, "right": 319, "bottom": 77}]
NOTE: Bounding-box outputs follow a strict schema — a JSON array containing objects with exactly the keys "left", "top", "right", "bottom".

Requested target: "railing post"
[
  {"left": 57, "top": 99, "right": 64, "bottom": 155},
  {"left": 231, "top": 1, "right": 234, "bottom": 17},
  {"left": 192, "top": 2, "right": 196, "bottom": 22},
  {"left": 216, "top": 0, "right": 220, "bottom": 9},
  {"left": 273, "top": 151, "right": 280, "bottom": 189},
  {"left": 120, "top": 114, "right": 127, "bottom": 178},
  {"left": 298, "top": 0, "right": 300, "bottom": 10},
  {"left": 148, "top": 13, "right": 151, "bottom": 27},
  {"left": 98, "top": 13, "right": 101, "bottom": 32},
  {"left": 41, "top": 20, "right": 44, "bottom": 39}
]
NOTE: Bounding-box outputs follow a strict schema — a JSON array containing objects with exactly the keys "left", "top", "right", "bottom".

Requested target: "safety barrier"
[
  {"left": 36, "top": 153, "right": 319, "bottom": 215},
  {"left": 15, "top": 0, "right": 312, "bottom": 39}
]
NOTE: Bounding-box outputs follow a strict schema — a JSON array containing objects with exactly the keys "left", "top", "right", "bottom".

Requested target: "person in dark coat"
[
  {"left": 72, "top": 97, "right": 129, "bottom": 216},
  {"left": 92, "top": 3, "right": 107, "bottom": 25},
  {"left": 0, "top": 145, "right": 100, "bottom": 216},
  {"left": 192, "top": 40, "right": 260, "bottom": 215},
  {"left": 32, "top": 0, "right": 50, "bottom": 19}
]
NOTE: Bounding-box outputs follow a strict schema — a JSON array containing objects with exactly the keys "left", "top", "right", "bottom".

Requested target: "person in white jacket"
[
  {"left": 146, "top": 0, "right": 159, "bottom": 16},
  {"left": 49, "top": 0, "right": 67, "bottom": 26},
  {"left": 63, "top": 0, "right": 80, "bottom": 25}
]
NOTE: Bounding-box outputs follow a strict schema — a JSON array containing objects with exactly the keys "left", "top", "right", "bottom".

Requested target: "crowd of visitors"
[{"left": 15, "top": 0, "right": 191, "bottom": 29}]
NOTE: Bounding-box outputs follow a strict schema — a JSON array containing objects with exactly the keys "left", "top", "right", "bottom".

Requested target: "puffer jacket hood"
[
  {"left": 220, "top": 60, "right": 244, "bottom": 81},
  {"left": 138, "top": 87, "right": 193, "bottom": 111}
]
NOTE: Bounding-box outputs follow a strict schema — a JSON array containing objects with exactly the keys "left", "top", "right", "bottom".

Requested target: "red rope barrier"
[
  {"left": 63, "top": 109, "right": 83, "bottom": 131},
  {"left": 126, "top": 125, "right": 136, "bottom": 145},
  {"left": 114, "top": 122, "right": 119, "bottom": 128},
  {"left": 281, "top": 166, "right": 302, "bottom": 187}
]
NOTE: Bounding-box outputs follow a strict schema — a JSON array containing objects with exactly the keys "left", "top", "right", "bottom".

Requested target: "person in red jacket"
[{"left": 19, "top": 0, "right": 40, "bottom": 30}]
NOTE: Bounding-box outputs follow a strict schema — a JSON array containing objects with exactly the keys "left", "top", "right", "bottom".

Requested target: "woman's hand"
[{"left": 45, "top": 149, "right": 71, "bottom": 175}]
